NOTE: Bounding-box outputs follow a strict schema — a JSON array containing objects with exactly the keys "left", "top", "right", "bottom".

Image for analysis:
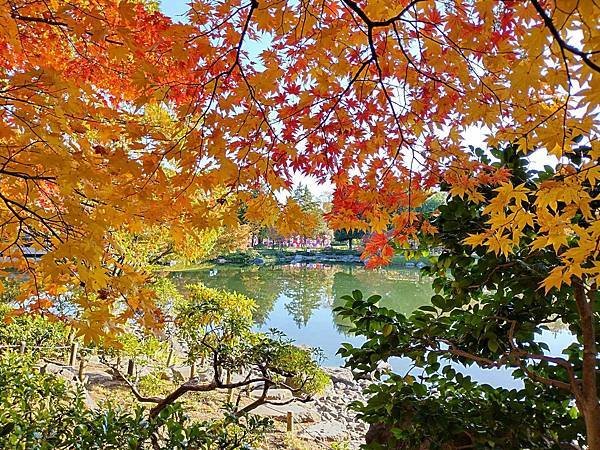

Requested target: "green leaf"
[
  {"left": 431, "top": 295, "right": 445, "bottom": 309},
  {"left": 382, "top": 324, "right": 394, "bottom": 337}
]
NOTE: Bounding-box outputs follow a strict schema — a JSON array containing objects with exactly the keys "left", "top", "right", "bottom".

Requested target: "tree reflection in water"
[{"left": 173, "top": 264, "right": 432, "bottom": 332}]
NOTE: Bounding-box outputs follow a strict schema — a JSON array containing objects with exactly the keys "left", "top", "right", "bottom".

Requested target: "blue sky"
[{"left": 159, "top": 0, "right": 189, "bottom": 21}]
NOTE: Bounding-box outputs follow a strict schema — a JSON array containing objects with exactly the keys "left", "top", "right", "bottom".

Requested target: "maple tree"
[
  {"left": 0, "top": 0, "right": 314, "bottom": 341},
  {"left": 0, "top": 0, "right": 598, "bottom": 442},
  {"left": 2, "top": 0, "right": 597, "bottom": 320}
]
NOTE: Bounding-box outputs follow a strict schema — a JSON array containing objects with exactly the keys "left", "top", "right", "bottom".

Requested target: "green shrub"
[{"left": 0, "top": 351, "right": 270, "bottom": 449}]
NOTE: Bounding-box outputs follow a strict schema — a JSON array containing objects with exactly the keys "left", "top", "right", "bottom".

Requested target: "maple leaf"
[{"left": 1, "top": 0, "right": 598, "bottom": 354}]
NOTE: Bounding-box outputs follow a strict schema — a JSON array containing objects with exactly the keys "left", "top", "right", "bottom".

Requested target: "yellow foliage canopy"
[{"left": 0, "top": 0, "right": 598, "bottom": 336}]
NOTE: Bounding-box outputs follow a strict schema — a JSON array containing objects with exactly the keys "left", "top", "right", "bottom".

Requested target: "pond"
[
  {"left": 173, "top": 263, "right": 431, "bottom": 363},
  {"left": 172, "top": 263, "right": 569, "bottom": 388}
]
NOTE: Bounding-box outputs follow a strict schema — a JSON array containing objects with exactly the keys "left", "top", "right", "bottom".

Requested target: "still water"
[
  {"left": 173, "top": 263, "right": 567, "bottom": 388},
  {"left": 174, "top": 263, "right": 431, "bottom": 364}
]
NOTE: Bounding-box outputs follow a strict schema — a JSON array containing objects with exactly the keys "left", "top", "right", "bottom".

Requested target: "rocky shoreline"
[
  {"left": 306, "top": 367, "right": 372, "bottom": 447},
  {"left": 216, "top": 250, "right": 429, "bottom": 270},
  {"left": 246, "top": 366, "right": 372, "bottom": 448}
]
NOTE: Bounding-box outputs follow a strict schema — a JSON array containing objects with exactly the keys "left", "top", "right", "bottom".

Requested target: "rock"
[
  {"left": 250, "top": 388, "right": 293, "bottom": 402},
  {"left": 334, "top": 382, "right": 347, "bottom": 390},
  {"left": 41, "top": 362, "right": 68, "bottom": 374},
  {"left": 85, "top": 370, "right": 113, "bottom": 384},
  {"left": 324, "top": 367, "right": 355, "bottom": 384},
  {"left": 299, "top": 409, "right": 322, "bottom": 423},
  {"left": 300, "top": 420, "right": 347, "bottom": 441},
  {"left": 87, "top": 355, "right": 102, "bottom": 364},
  {"left": 49, "top": 365, "right": 78, "bottom": 383},
  {"left": 170, "top": 365, "right": 191, "bottom": 382},
  {"left": 136, "top": 366, "right": 155, "bottom": 378},
  {"left": 158, "top": 369, "right": 172, "bottom": 381},
  {"left": 197, "top": 372, "right": 213, "bottom": 383},
  {"left": 216, "top": 258, "right": 227, "bottom": 264},
  {"left": 252, "top": 257, "right": 265, "bottom": 265},
  {"left": 251, "top": 402, "right": 318, "bottom": 423}
]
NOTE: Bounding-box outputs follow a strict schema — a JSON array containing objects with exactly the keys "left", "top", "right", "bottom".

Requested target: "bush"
[
  {"left": 174, "top": 284, "right": 329, "bottom": 399},
  {"left": 0, "top": 285, "right": 70, "bottom": 359},
  {"left": 336, "top": 291, "right": 585, "bottom": 449},
  {"left": 0, "top": 351, "right": 271, "bottom": 449}
]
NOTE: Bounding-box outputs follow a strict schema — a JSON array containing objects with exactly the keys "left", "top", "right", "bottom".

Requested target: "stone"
[
  {"left": 87, "top": 355, "right": 102, "bottom": 364},
  {"left": 251, "top": 402, "right": 319, "bottom": 423},
  {"left": 170, "top": 365, "right": 192, "bottom": 382},
  {"left": 250, "top": 388, "right": 293, "bottom": 402},
  {"left": 300, "top": 420, "right": 347, "bottom": 441},
  {"left": 199, "top": 372, "right": 214, "bottom": 383},
  {"left": 41, "top": 362, "right": 69, "bottom": 375},
  {"left": 85, "top": 370, "right": 113, "bottom": 384},
  {"left": 136, "top": 366, "right": 154, "bottom": 378},
  {"left": 299, "top": 409, "right": 322, "bottom": 423},
  {"left": 158, "top": 369, "right": 173, "bottom": 381}
]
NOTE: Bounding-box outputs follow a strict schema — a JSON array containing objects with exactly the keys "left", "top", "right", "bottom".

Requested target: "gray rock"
[
  {"left": 170, "top": 365, "right": 192, "bottom": 382},
  {"left": 158, "top": 369, "right": 173, "bottom": 381},
  {"left": 299, "top": 409, "right": 322, "bottom": 423},
  {"left": 250, "top": 388, "right": 293, "bottom": 402},
  {"left": 300, "top": 420, "right": 347, "bottom": 441},
  {"left": 85, "top": 370, "right": 113, "bottom": 384},
  {"left": 251, "top": 402, "right": 319, "bottom": 423},
  {"left": 87, "top": 355, "right": 102, "bottom": 364}
]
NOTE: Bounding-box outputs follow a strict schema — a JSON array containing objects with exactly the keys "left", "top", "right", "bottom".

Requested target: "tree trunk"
[
  {"left": 348, "top": 238, "right": 352, "bottom": 250},
  {"left": 582, "top": 402, "right": 600, "bottom": 450},
  {"left": 574, "top": 281, "right": 600, "bottom": 449}
]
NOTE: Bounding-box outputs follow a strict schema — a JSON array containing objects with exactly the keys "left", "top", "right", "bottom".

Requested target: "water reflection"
[
  {"left": 172, "top": 264, "right": 433, "bottom": 363},
  {"left": 172, "top": 264, "right": 570, "bottom": 388}
]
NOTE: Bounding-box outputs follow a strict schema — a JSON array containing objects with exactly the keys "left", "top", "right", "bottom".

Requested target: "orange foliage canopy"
[{"left": 0, "top": 0, "right": 598, "bottom": 339}]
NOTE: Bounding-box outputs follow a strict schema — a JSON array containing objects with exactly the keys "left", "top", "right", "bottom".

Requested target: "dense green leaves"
[
  {"left": 335, "top": 150, "right": 595, "bottom": 448},
  {"left": 175, "top": 284, "right": 329, "bottom": 397},
  {"left": 336, "top": 291, "right": 585, "bottom": 448}
]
